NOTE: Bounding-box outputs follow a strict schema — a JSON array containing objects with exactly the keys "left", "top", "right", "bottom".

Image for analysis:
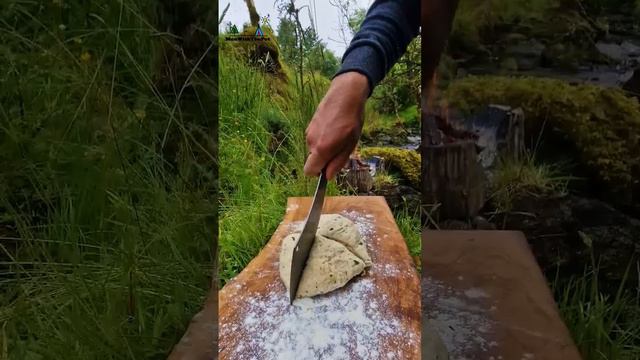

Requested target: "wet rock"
[
  {"left": 377, "top": 185, "right": 421, "bottom": 215},
  {"left": 623, "top": 67, "right": 640, "bottom": 101},
  {"left": 621, "top": 41, "right": 640, "bottom": 57},
  {"left": 493, "top": 194, "right": 640, "bottom": 285},
  {"left": 596, "top": 42, "right": 626, "bottom": 62},
  {"left": 541, "top": 43, "right": 582, "bottom": 70},
  {"left": 472, "top": 216, "right": 496, "bottom": 230},
  {"left": 504, "top": 39, "right": 545, "bottom": 70}
]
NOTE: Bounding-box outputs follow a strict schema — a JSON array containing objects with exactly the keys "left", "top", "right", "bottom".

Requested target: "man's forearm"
[{"left": 334, "top": 0, "right": 421, "bottom": 96}]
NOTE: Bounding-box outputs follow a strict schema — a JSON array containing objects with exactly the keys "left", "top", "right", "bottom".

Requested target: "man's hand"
[{"left": 303, "top": 71, "right": 370, "bottom": 180}]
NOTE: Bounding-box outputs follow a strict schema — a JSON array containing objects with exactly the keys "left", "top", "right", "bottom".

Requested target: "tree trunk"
[{"left": 245, "top": 0, "right": 260, "bottom": 27}]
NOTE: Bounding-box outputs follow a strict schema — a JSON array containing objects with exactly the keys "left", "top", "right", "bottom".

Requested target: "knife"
[{"left": 289, "top": 169, "right": 327, "bottom": 304}]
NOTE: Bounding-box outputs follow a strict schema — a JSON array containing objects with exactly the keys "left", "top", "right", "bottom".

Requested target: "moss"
[
  {"left": 360, "top": 147, "right": 420, "bottom": 188},
  {"left": 221, "top": 25, "right": 286, "bottom": 81},
  {"left": 444, "top": 76, "right": 640, "bottom": 201}
]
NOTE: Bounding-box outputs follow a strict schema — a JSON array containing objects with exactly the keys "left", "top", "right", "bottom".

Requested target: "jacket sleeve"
[{"left": 333, "top": 0, "right": 421, "bottom": 96}]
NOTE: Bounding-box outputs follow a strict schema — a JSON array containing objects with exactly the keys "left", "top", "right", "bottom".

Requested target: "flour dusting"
[
  {"left": 220, "top": 210, "right": 419, "bottom": 360},
  {"left": 423, "top": 276, "right": 500, "bottom": 359}
]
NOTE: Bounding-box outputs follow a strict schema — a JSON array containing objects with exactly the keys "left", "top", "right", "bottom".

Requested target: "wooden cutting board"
[
  {"left": 218, "top": 196, "right": 421, "bottom": 359},
  {"left": 422, "top": 230, "right": 582, "bottom": 360}
]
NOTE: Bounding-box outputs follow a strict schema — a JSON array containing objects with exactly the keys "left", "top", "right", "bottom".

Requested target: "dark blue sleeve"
[{"left": 334, "top": 0, "right": 421, "bottom": 96}]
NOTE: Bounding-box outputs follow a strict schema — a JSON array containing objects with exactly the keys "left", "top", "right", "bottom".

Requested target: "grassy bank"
[{"left": 1, "top": 1, "right": 216, "bottom": 358}]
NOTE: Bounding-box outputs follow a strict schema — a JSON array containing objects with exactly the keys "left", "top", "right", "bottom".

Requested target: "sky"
[{"left": 219, "top": 0, "right": 373, "bottom": 57}]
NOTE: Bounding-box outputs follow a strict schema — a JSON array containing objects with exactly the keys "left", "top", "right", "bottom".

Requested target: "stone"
[
  {"left": 621, "top": 41, "right": 640, "bottom": 57},
  {"left": 473, "top": 216, "right": 496, "bottom": 230},
  {"left": 377, "top": 185, "right": 421, "bottom": 215},
  {"left": 504, "top": 39, "right": 545, "bottom": 70},
  {"left": 595, "top": 42, "right": 625, "bottom": 62},
  {"left": 493, "top": 194, "right": 640, "bottom": 285},
  {"left": 622, "top": 67, "right": 640, "bottom": 101}
]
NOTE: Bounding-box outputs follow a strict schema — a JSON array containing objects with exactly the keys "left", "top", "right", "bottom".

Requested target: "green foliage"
[
  {"left": 276, "top": 18, "right": 339, "bottom": 78},
  {"left": 449, "top": 0, "right": 597, "bottom": 55},
  {"left": 445, "top": 76, "right": 640, "bottom": 202},
  {"left": 451, "top": 0, "right": 554, "bottom": 45},
  {"left": 348, "top": 8, "right": 366, "bottom": 34},
  {"left": 360, "top": 147, "right": 420, "bottom": 187},
  {"left": 394, "top": 207, "right": 421, "bottom": 260},
  {"left": 362, "top": 104, "right": 419, "bottom": 143},
  {"left": 555, "top": 262, "right": 640, "bottom": 360},
  {"left": 371, "top": 37, "right": 421, "bottom": 114},
  {"left": 372, "top": 172, "right": 399, "bottom": 191},
  {"left": 490, "top": 152, "right": 573, "bottom": 212},
  {"left": 0, "top": 0, "right": 216, "bottom": 358},
  {"left": 218, "top": 50, "right": 331, "bottom": 284}
]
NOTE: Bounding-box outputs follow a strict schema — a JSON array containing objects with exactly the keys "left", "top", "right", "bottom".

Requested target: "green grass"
[
  {"left": 554, "top": 261, "right": 640, "bottom": 360},
  {"left": 218, "top": 45, "right": 422, "bottom": 284},
  {"left": 362, "top": 104, "right": 419, "bottom": 142},
  {"left": 489, "top": 151, "right": 575, "bottom": 213},
  {"left": 1, "top": 1, "right": 216, "bottom": 359},
  {"left": 217, "top": 48, "right": 328, "bottom": 285}
]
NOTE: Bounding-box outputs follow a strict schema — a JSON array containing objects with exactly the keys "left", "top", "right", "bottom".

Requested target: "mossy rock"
[
  {"left": 444, "top": 76, "right": 640, "bottom": 203},
  {"left": 222, "top": 25, "right": 287, "bottom": 81},
  {"left": 360, "top": 147, "right": 420, "bottom": 188}
]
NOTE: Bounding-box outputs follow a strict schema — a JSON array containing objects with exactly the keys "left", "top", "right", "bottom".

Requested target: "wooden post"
[
  {"left": 422, "top": 140, "right": 485, "bottom": 220},
  {"left": 490, "top": 105, "right": 525, "bottom": 163}
]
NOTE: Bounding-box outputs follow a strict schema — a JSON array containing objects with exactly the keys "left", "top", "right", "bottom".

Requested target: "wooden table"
[
  {"left": 169, "top": 196, "right": 421, "bottom": 359},
  {"left": 422, "top": 230, "right": 582, "bottom": 360}
]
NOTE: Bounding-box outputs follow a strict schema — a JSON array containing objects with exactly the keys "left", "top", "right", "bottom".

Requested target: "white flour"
[
  {"left": 422, "top": 276, "right": 501, "bottom": 359},
  {"left": 220, "top": 211, "right": 419, "bottom": 359}
]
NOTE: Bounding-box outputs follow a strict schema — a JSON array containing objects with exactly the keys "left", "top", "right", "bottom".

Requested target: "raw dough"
[
  {"left": 317, "top": 214, "right": 372, "bottom": 267},
  {"left": 279, "top": 214, "right": 371, "bottom": 298}
]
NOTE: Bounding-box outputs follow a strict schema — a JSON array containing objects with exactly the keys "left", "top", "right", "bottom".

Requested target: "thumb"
[{"left": 303, "top": 151, "right": 325, "bottom": 177}]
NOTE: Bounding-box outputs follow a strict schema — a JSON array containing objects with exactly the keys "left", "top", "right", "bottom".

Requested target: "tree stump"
[
  {"left": 421, "top": 140, "right": 485, "bottom": 220},
  {"left": 337, "top": 158, "right": 374, "bottom": 194}
]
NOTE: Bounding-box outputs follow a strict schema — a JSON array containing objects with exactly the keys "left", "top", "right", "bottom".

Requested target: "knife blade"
[{"left": 289, "top": 170, "right": 327, "bottom": 304}]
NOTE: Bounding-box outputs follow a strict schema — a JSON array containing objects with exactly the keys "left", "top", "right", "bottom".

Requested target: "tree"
[
  {"left": 244, "top": 0, "right": 260, "bottom": 27},
  {"left": 277, "top": 16, "right": 339, "bottom": 78}
]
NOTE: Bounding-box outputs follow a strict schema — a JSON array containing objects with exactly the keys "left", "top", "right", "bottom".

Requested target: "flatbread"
[{"left": 279, "top": 214, "right": 371, "bottom": 298}]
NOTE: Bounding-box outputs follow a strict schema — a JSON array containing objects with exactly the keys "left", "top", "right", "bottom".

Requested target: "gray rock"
[
  {"left": 621, "top": 41, "right": 640, "bottom": 57},
  {"left": 596, "top": 42, "right": 626, "bottom": 62},
  {"left": 473, "top": 216, "right": 496, "bottom": 230},
  {"left": 377, "top": 185, "right": 421, "bottom": 215},
  {"left": 504, "top": 39, "right": 545, "bottom": 70},
  {"left": 623, "top": 67, "right": 640, "bottom": 101}
]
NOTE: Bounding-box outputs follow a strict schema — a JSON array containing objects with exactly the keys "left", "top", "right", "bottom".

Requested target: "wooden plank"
[
  {"left": 168, "top": 285, "right": 217, "bottom": 360},
  {"left": 218, "top": 196, "right": 421, "bottom": 359},
  {"left": 422, "top": 230, "right": 582, "bottom": 359}
]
